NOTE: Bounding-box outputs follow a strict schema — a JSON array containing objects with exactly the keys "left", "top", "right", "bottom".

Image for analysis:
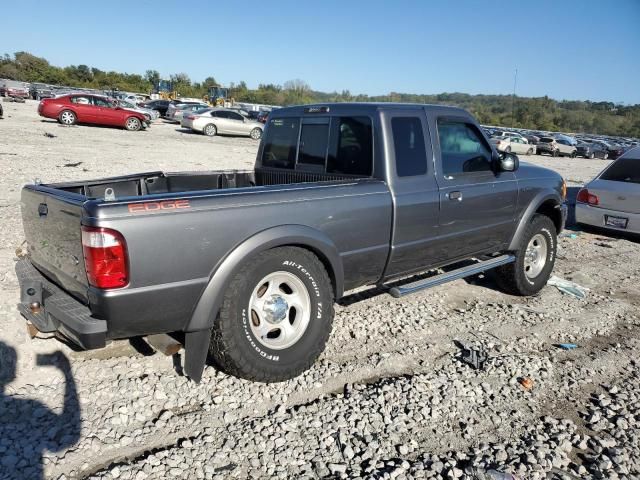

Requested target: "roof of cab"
[{"left": 270, "top": 102, "right": 469, "bottom": 117}]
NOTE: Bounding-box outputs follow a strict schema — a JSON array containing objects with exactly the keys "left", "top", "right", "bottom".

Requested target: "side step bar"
[{"left": 387, "top": 254, "right": 515, "bottom": 298}]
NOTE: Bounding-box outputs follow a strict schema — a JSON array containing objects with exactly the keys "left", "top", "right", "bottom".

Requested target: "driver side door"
[{"left": 434, "top": 117, "right": 518, "bottom": 259}]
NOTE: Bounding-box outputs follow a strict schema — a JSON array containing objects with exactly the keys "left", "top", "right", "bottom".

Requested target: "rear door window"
[
  {"left": 391, "top": 117, "right": 427, "bottom": 177},
  {"left": 600, "top": 158, "right": 640, "bottom": 184},
  {"left": 261, "top": 118, "right": 300, "bottom": 169},
  {"left": 327, "top": 116, "right": 373, "bottom": 176},
  {"left": 298, "top": 123, "right": 330, "bottom": 167}
]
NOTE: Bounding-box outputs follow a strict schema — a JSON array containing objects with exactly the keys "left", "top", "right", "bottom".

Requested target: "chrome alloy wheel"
[
  {"left": 248, "top": 271, "right": 311, "bottom": 350},
  {"left": 60, "top": 111, "right": 75, "bottom": 124},
  {"left": 524, "top": 233, "right": 548, "bottom": 278}
]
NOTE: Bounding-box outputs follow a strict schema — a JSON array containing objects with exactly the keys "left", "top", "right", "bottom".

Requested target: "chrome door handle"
[{"left": 448, "top": 191, "right": 462, "bottom": 201}]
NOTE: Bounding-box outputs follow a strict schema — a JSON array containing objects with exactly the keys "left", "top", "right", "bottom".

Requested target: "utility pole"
[{"left": 510, "top": 68, "right": 518, "bottom": 128}]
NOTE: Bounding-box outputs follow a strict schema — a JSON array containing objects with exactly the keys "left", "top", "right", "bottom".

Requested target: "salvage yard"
[{"left": 1, "top": 100, "right": 639, "bottom": 479}]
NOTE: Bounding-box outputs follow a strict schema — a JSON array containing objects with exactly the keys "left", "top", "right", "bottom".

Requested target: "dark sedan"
[
  {"left": 576, "top": 142, "right": 609, "bottom": 159},
  {"left": 142, "top": 99, "right": 171, "bottom": 117}
]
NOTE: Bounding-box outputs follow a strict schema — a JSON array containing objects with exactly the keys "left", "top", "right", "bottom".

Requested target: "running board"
[{"left": 387, "top": 254, "right": 515, "bottom": 298}]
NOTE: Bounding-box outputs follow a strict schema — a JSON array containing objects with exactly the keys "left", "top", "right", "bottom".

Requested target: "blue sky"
[{"left": 6, "top": 0, "right": 640, "bottom": 103}]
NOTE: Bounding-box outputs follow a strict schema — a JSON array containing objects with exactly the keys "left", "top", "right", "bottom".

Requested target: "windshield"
[{"left": 539, "top": 138, "right": 554, "bottom": 143}]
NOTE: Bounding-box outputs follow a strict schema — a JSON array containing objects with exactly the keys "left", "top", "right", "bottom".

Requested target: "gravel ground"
[{"left": 1, "top": 100, "right": 639, "bottom": 480}]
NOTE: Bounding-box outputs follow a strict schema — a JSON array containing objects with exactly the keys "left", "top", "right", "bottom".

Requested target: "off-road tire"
[
  {"left": 494, "top": 214, "right": 557, "bottom": 296},
  {"left": 210, "top": 247, "right": 334, "bottom": 382}
]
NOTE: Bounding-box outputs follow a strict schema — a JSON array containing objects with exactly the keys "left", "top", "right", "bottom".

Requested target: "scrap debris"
[
  {"left": 547, "top": 276, "right": 590, "bottom": 299},
  {"left": 454, "top": 340, "right": 488, "bottom": 370},
  {"left": 43, "top": 132, "right": 57, "bottom": 138}
]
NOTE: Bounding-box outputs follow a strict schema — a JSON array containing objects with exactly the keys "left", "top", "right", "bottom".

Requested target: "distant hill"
[{"left": 2, "top": 51, "right": 638, "bottom": 137}]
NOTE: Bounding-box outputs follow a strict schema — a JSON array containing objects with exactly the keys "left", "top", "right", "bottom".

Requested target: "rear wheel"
[
  {"left": 505, "top": 146, "right": 512, "bottom": 153},
  {"left": 203, "top": 123, "right": 217, "bottom": 136},
  {"left": 526, "top": 148, "right": 533, "bottom": 155},
  {"left": 494, "top": 214, "right": 557, "bottom": 296},
  {"left": 125, "top": 117, "right": 141, "bottom": 131},
  {"left": 58, "top": 110, "right": 76, "bottom": 125},
  {"left": 250, "top": 127, "right": 262, "bottom": 140},
  {"left": 571, "top": 151, "right": 577, "bottom": 158},
  {"left": 210, "top": 247, "right": 334, "bottom": 382}
]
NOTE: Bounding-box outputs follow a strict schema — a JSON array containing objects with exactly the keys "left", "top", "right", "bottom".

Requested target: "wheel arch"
[
  {"left": 508, "top": 192, "right": 564, "bottom": 251},
  {"left": 185, "top": 225, "right": 344, "bottom": 334}
]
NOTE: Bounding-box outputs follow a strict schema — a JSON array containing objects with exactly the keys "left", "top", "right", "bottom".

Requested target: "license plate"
[{"left": 605, "top": 215, "right": 628, "bottom": 229}]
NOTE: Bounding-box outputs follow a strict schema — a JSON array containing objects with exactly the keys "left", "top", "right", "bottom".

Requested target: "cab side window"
[{"left": 437, "top": 120, "right": 492, "bottom": 176}]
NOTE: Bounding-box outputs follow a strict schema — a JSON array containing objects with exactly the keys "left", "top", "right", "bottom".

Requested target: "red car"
[
  {"left": 0, "top": 85, "right": 29, "bottom": 98},
  {"left": 38, "top": 94, "right": 148, "bottom": 131}
]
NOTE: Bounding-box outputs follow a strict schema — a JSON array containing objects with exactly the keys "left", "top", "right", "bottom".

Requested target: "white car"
[
  {"left": 576, "top": 147, "right": 640, "bottom": 235},
  {"left": 181, "top": 108, "right": 264, "bottom": 139},
  {"left": 490, "top": 136, "right": 536, "bottom": 155}
]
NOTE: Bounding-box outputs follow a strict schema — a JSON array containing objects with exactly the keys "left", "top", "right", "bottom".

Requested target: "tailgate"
[{"left": 21, "top": 187, "right": 88, "bottom": 301}]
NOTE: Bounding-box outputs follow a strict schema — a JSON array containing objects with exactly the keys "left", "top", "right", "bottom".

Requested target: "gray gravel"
[{"left": 1, "top": 100, "right": 639, "bottom": 479}]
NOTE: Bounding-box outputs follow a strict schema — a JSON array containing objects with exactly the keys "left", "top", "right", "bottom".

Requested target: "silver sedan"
[
  {"left": 575, "top": 146, "right": 640, "bottom": 234},
  {"left": 181, "top": 108, "right": 264, "bottom": 139}
]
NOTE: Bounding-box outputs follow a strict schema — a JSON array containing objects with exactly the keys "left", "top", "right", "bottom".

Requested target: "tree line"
[{"left": 2, "top": 52, "right": 639, "bottom": 137}]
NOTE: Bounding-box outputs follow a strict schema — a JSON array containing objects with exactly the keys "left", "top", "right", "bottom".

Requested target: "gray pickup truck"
[{"left": 17, "top": 103, "right": 567, "bottom": 382}]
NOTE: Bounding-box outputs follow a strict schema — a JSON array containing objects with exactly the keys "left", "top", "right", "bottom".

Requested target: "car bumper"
[
  {"left": 15, "top": 259, "right": 107, "bottom": 350},
  {"left": 575, "top": 203, "right": 640, "bottom": 235},
  {"left": 181, "top": 119, "right": 195, "bottom": 129}
]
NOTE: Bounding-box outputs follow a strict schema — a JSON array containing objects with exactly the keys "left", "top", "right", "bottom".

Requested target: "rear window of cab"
[{"left": 261, "top": 116, "right": 373, "bottom": 176}]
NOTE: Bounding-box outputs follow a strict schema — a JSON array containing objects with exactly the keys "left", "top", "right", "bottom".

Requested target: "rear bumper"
[
  {"left": 15, "top": 260, "right": 107, "bottom": 350},
  {"left": 575, "top": 203, "right": 640, "bottom": 234}
]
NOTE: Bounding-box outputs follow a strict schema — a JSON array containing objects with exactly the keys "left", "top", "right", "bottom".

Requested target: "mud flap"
[{"left": 184, "top": 329, "right": 211, "bottom": 383}]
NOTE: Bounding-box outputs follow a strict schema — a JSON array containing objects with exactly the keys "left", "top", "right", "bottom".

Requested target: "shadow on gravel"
[{"left": 0, "top": 342, "right": 81, "bottom": 480}]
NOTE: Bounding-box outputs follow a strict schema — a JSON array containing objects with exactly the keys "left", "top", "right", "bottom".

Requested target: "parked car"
[
  {"left": 29, "top": 83, "right": 55, "bottom": 100},
  {"left": 576, "top": 142, "right": 608, "bottom": 159},
  {"left": 165, "top": 102, "right": 210, "bottom": 122},
  {"left": 576, "top": 147, "right": 639, "bottom": 234},
  {"left": 16, "top": 103, "right": 567, "bottom": 383},
  {"left": 536, "top": 137, "right": 577, "bottom": 157},
  {"left": 1, "top": 83, "right": 29, "bottom": 98},
  {"left": 38, "top": 94, "right": 149, "bottom": 131},
  {"left": 490, "top": 136, "right": 536, "bottom": 155},
  {"left": 522, "top": 134, "right": 540, "bottom": 145},
  {"left": 142, "top": 99, "right": 171, "bottom": 117},
  {"left": 181, "top": 108, "right": 264, "bottom": 139},
  {"left": 492, "top": 130, "right": 525, "bottom": 140},
  {"left": 606, "top": 144, "right": 626, "bottom": 160},
  {"left": 257, "top": 111, "right": 270, "bottom": 123},
  {"left": 115, "top": 99, "right": 160, "bottom": 121}
]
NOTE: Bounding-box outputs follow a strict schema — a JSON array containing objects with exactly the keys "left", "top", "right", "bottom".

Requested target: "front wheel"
[
  {"left": 494, "top": 214, "right": 557, "bottom": 296},
  {"left": 250, "top": 127, "right": 262, "bottom": 140},
  {"left": 589, "top": 152, "right": 595, "bottom": 159},
  {"left": 210, "top": 247, "right": 334, "bottom": 382},
  {"left": 552, "top": 149, "right": 559, "bottom": 157},
  {"left": 125, "top": 117, "right": 141, "bottom": 131},
  {"left": 571, "top": 151, "right": 577, "bottom": 158}
]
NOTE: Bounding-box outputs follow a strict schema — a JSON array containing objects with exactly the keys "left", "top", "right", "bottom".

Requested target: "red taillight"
[
  {"left": 186, "top": 115, "right": 195, "bottom": 120},
  {"left": 81, "top": 226, "right": 129, "bottom": 289},
  {"left": 576, "top": 188, "right": 599, "bottom": 206}
]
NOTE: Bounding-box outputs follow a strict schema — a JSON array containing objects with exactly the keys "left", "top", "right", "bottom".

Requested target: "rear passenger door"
[
  {"left": 381, "top": 109, "right": 441, "bottom": 277},
  {"left": 434, "top": 117, "right": 518, "bottom": 258}
]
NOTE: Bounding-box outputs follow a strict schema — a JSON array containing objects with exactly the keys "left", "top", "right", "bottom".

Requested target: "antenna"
[{"left": 510, "top": 68, "right": 518, "bottom": 128}]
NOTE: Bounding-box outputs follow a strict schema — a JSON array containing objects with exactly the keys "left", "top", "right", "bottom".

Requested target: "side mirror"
[{"left": 498, "top": 152, "right": 519, "bottom": 172}]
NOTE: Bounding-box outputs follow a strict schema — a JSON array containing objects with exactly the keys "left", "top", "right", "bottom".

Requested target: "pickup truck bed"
[{"left": 17, "top": 102, "right": 567, "bottom": 382}]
